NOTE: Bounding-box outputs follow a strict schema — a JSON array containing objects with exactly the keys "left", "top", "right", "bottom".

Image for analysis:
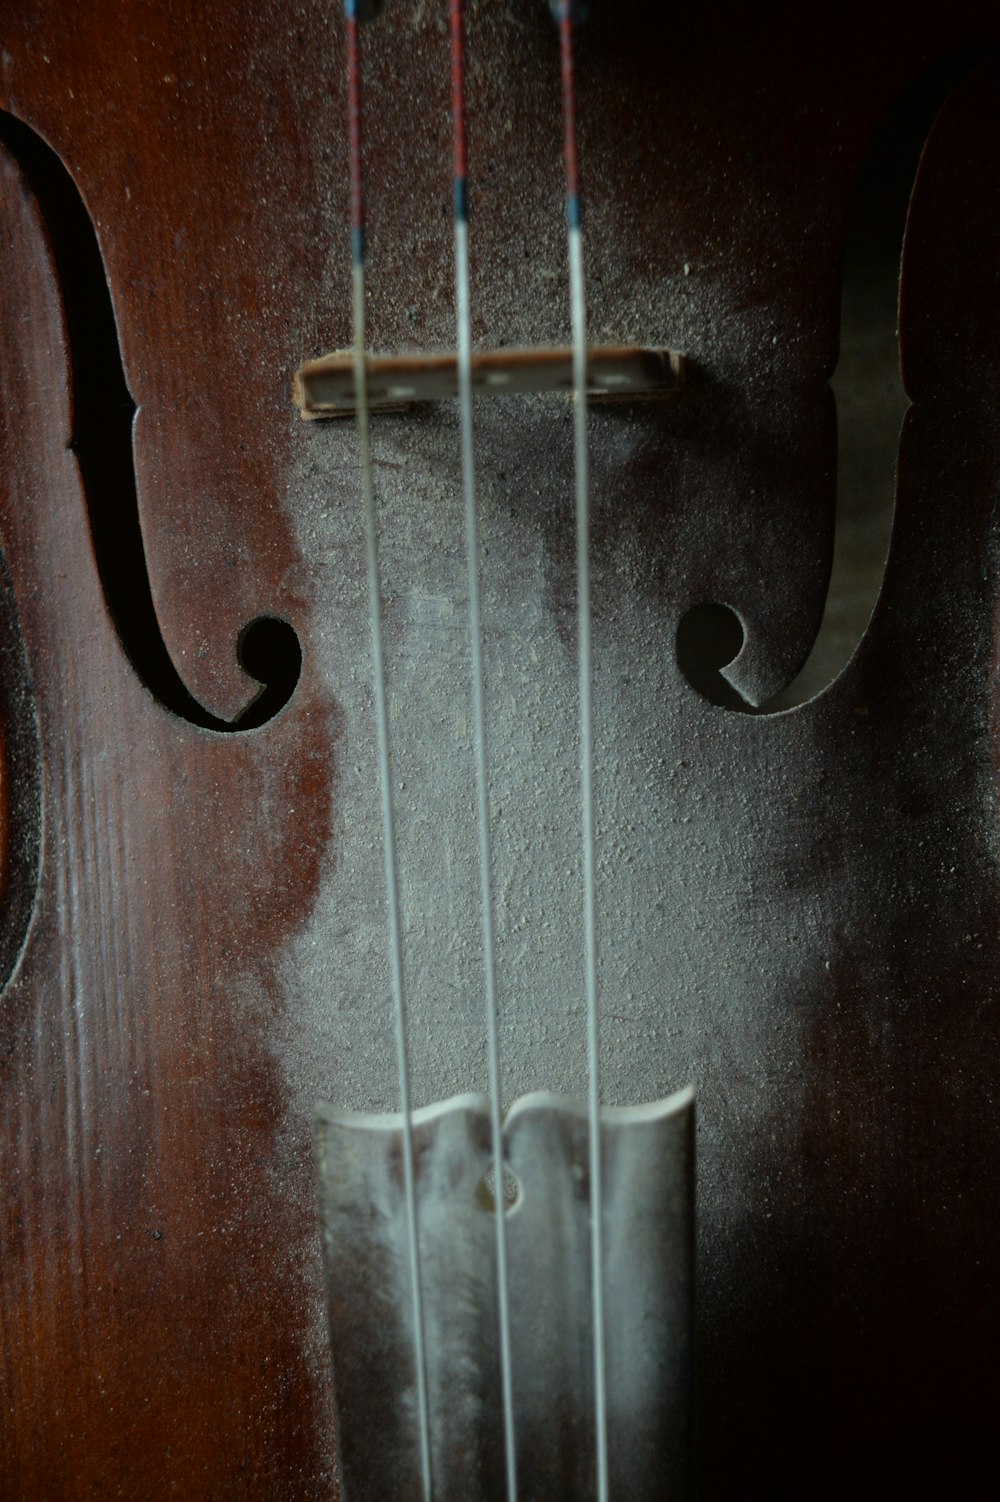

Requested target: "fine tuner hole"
[
  {"left": 234, "top": 617, "right": 303, "bottom": 729},
  {"left": 676, "top": 601, "right": 754, "bottom": 711},
  {"left": 476, "top": 1164, "right": 522, "bottom": 1215}
]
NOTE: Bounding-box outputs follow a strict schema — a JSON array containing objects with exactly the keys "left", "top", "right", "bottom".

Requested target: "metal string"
[
  {"left": 344, "top": 7, "right": 433, "bottom": 1497},
  {"left": 449, "top": 4, "right": 519, "bottom": 1498},
  {"left": 557, "top": 5, "right": 609, "bottom": 1499}
]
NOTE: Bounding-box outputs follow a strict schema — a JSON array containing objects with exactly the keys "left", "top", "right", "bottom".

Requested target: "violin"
[{"left": 1, "top": 1, "right": 999, "bottom": 1497}]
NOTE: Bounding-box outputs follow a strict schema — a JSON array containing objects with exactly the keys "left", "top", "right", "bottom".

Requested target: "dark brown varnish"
[{"left": 0, "top": 3, "right": 999, "bottom": 1498}]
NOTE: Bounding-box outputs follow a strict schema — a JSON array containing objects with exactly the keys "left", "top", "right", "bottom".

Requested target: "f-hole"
[
  {"left": 678, "top": 50, "right": 995, "bottom": 714},
  {"left": 0, "top": 110, "right": 301, "bottom": 732}
]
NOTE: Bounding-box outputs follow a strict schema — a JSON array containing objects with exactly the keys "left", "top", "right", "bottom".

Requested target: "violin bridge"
[
  {"left": 314, "top": 1088, "right": 694, "bottom": 1501},
  {"left": 293, "top": 344, "right": 684, "bottom": 418}
]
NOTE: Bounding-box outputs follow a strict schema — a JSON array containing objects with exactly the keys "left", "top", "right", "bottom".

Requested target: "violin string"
[
  {"left": 449, "top": 4, "right": 519, "bottom": 1498},
  {"left": 343, "top": 7, "right": 433, "bottom": 1498},
  {"left": 557, "top": 6, "right": 609, "bottom": 1499}
]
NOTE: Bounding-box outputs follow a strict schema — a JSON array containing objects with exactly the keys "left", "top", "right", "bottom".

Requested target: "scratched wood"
[{"left": 0, "top": 3, "right": 999, "bottom": 1498}]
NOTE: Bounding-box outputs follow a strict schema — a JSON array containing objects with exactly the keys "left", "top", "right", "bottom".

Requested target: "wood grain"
[{"left": 0, "top": 3, "right": 998, "bottom": 1497}]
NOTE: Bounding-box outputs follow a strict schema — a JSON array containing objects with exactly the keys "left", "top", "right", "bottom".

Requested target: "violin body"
[{"left": 1, "top": 2, "right": 999, "bottom": 1496}]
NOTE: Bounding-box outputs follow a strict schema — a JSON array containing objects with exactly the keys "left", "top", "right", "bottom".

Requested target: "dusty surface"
[{"left": 1, "top": 2, "right": 999, "bottom": 1497}]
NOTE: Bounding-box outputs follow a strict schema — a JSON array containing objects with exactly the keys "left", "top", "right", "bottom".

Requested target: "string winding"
[
  {"left": 344, "top": 7, "right": 433, "bottom": 1498},
  {"left": 449, "top": 4, "right": 520, "bottom": 1499},
  {"left": 558, "top": 5, "right": 610, "bottom": 1499},
  {"left": 344, "top": 8, "right": 606, "bottom": 1496}
]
